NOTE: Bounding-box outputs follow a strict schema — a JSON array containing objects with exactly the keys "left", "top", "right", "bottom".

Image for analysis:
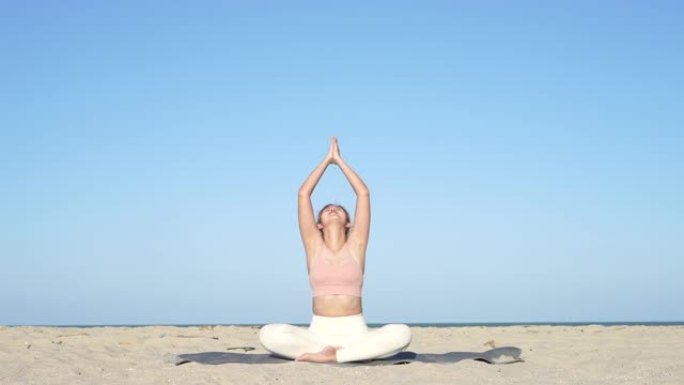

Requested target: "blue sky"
[{"left": 1, "top": 1, "right": 682, "bottom": 325}]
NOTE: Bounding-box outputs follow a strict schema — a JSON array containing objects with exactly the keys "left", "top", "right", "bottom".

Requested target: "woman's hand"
[{"left": 325, "top": 136, "right": 342, "bottom": 164}]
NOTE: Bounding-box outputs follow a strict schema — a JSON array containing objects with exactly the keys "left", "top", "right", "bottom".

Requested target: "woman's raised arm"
[
  {"left": 331, "top": 138, "right": 371, "bottom": 252},
  {"left": 297, "top": 139, "right": 335, "bottom": 252}
]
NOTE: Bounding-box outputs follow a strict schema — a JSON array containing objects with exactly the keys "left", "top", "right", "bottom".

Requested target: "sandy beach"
[{"left": 1, "top": 324, "right": 682, "bottom": 385}]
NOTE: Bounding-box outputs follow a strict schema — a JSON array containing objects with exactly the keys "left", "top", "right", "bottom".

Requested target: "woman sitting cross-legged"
[{"left": 258, "top": 137, "right": 412, "bottom": 363}]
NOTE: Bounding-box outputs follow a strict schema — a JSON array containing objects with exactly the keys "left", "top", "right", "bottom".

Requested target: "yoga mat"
[{"left": 166, "top": 346, "right": 523, "bottom": 366}]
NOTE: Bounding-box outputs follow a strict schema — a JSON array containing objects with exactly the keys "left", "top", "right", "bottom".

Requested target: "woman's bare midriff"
[{"left": 312, "top": 295, "right": 362, "bottom": 316}]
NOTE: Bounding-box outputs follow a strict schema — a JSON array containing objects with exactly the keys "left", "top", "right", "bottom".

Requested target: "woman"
[{"left": 258, "top": 137, "right": 412, "bottom": 363}]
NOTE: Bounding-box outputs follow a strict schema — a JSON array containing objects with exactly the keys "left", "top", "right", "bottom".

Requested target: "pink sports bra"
[{"left": 308, "top": 238, "right": 364, "bottom": 297}]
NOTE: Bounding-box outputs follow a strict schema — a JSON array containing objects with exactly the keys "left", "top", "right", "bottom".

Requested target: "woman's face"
[{"left": 318, "top": 204, "right": 349, "bottom": 226}]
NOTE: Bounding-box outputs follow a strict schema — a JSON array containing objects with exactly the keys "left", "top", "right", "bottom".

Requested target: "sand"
[{"left": 1, "top": 324, "right": 682, "bottom": 385}]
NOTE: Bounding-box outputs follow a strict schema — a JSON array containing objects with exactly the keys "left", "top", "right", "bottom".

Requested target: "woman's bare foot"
[{"left": 295, "top": 346, "right": 338, "bottom": 363}]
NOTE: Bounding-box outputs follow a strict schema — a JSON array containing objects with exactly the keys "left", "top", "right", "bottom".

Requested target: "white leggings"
[{"left": 259, "top": 314, "right": 412, "bottom": 363}]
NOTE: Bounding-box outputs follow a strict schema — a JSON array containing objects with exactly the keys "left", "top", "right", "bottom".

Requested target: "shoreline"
[{"left": 4, "top": 321, "right": 684, "bottom": 328}]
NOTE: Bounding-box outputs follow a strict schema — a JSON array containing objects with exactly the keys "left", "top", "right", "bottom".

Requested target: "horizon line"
[{"left": 5, "top": 320, "right": 684, "bottom": 327}]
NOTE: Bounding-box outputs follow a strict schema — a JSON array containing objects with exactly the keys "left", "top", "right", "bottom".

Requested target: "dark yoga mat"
[{"left": 167, "top": 346, "right": 523, "bottom": 366}]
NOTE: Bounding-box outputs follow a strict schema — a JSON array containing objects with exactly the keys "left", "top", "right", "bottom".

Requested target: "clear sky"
[{"left": 1, "top": 1, "right": 682, "bottom": 325}]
